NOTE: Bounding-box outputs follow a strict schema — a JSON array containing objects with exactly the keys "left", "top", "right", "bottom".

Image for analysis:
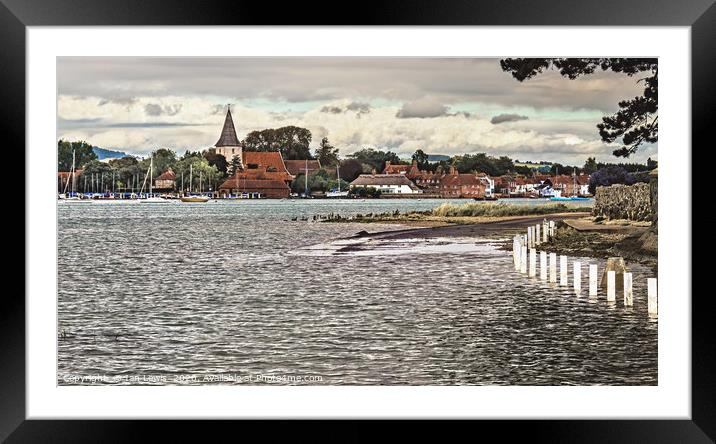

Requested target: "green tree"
[
  {"left": 583, "top": 157, "right": 598, "bottom": 174},
  {"left": 348, "top": 148, "right": 401, "bottom": 173},
  {"left": 58, "top": 140, "right": 97, "bottom": 171},
  {"left": 315, "top": 137, "right": 339, "bottom": 166},
  {"left": 243, "top": 126, "right": 313, "bottom": 160},
  {"left": 500, "top": 58, "right": 658, "bottom": 157},
  {"left": 108, "top": 156, "right": 142, "bottom": 190},
  {"left": 338, "top": 159, "right": 363, "bottom": 182},
  {"left": 203, "top": 149, "right": 228, "bottom": 175},
  {"left": 411, "top": 149, "right": 429, "bottom": 170}
]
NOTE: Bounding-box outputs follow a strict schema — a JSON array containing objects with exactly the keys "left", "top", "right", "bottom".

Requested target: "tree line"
[{"left": 59, "top": 125, "right": 657, "bottom": 194}]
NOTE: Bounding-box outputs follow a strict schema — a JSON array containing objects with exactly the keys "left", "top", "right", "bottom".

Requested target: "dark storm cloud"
[
  {"left": 491, "top": 113, "right": 529, "bottom": 124},
  {"left": 57, "top": 57, "right": 644, "bottom": 112}
]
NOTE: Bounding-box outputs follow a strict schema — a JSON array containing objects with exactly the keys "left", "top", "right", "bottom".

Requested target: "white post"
[
  {"left": 528, "top": 226, "right": 533, "bottom": 248},
  {"left": 535, "top": 224, "right": 541, "bottom": 245},
  {"left": 560, "top": 255, "right": 568, "bottom": 286},
  {"left": 520, "top": 246, "right": 527, "bottom": 274},
  {"left": 549, "top": 253, "right": 557, "bottom": 283},
  {"left": 648, "top": 278, "right": 658, "bottom": 315},
  {"left": 589, "top": 264, "right": 598, "bottom": 296},
  {"left": 623, "top": 272, "right": 633, "bottom": 306},
  {"left": 607, "top": 270, "right": 616, "bottom": 301},
  {"left": 540, "top": 251, "right": 547, "bottom": 280},
  {"left": 549, "top": 221, "right": 555, "bottom": 238},
  {"left": 513, "top": 236, "right": 520, "bottom": 270},
  {"left": 529, "top": 249, "right": 536, "bottom": 277},
  {"left": 573, "top": 261, "right": 581, "bottom": 292},
  {"left": 543, "top": 220, "right": 548, "bottom": 243}
]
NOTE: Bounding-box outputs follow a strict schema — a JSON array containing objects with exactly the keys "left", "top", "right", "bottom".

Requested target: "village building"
[
  {"left": 350, "top": 174, "right": 423, "bottom": 194},
  {"left": 438, "top": 166, "right": 487, "bottom": 198},
  {"left": 153, "top": 168, "right": 176, "bottom": 190},
  {"left": 284, "top": 159, "right": 322, "bottom": 177},
  {"left": 213, "top": 106, "right": 243, "bottom": 166},
  {"left": 214, "top": 108, "right": 293, "bottom": 198},
  {"left": 382, "top": 160, "right": 421, "bottom": 178}
]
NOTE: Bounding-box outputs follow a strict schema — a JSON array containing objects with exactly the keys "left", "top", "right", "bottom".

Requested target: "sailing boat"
[
  {"left": 326, "top": 164, "right": 348, "bottom": 198},
  {"left": 141, "top": 155, "right": 171, "bottom": 203},
  {"left": 58, "top": 149, "right": 90, "bottom": 202},
  {"left": 180, "top": 164, "right": 210, "bottom": 202}
]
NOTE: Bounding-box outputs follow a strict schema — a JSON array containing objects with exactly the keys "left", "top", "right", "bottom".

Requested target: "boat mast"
[
  {"left": 189, "top": 164, "right": 193, "bottom": 194},
  {"left": 304, "top": 159, "right": 308, "bottom": 196},
  {"left": 337, "top": 165, "right": 340, "bottom": 193},
  {"left": 149, "top": 156, "right": 153, "bottom": 196},
  {"left": 63, "top": 149, "right": 75, "bottom": 195}
]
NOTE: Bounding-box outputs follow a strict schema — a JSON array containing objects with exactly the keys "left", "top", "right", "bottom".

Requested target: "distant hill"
[
  {"left": 93, "top": 147, "right": 131, "bottom": 160},
  {"left": 427, "top": 154, "right": 450, "bottom": 163}
]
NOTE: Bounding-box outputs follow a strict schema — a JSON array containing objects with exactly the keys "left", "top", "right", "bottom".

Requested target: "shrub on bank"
[{"left": 432, "top": 202, "right": 587, "bottom": 217}]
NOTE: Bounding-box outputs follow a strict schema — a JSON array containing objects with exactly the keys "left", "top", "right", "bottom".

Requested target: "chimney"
[
  {"left": 449, "top": 165, "right": 456, "bottom": 175},
  {"left": 412, "top": 159, "right": 417, "bottom": 167},
  {"left": 385, "top": 161, "right": 391, "bottom": 168}
]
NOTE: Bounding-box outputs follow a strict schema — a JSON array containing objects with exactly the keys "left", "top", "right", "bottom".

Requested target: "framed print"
[{"left": 7, "top": 0, "right": 715, "bottom": 440}]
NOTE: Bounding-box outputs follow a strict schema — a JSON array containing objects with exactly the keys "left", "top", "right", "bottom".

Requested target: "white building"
[{"left": 350, "top": 174, "right": 422, "bottom": 194}]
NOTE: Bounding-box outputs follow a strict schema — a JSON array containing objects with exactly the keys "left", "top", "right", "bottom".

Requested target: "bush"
[
  {"left": 588, "top": 166, "right": 650, "bottom": 194},
  {"left": 432, "top": 202, "right": 586, "bottom": 217}
]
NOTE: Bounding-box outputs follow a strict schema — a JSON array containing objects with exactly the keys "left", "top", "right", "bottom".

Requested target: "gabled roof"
[
  {"left": 215, "top": 107, "right": 240, "bottom": 147},
  {"left": 242, "top": 151, "right": 292, "bottom": 180},
  {"left": 284, "top": 159, "right": 321, "bottom": 176},
  {"left": 155, "top": 169, "right": 176, "bottom": 181}
]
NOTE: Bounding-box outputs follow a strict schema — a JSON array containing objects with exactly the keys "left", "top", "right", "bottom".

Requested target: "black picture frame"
[{"left": 6, "top": 0, "right": 713, "bottom": 440}]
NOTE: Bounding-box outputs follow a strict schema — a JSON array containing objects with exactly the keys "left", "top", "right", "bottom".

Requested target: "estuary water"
[{"left": 57, "top": 198, "right": 657, "bottom": 385}]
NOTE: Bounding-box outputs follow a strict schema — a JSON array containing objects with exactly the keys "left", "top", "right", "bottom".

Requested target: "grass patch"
[{"left": 432, "top": 202, "right": 590, "bottom": 217}]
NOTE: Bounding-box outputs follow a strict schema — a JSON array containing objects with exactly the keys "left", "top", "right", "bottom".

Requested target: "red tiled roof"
[
  {"left": 218, "top": 179, "right": 289, "bottom": 190},
  {"left": 243, "top": 151, "right": 289, "bottom": 172},
  {"left": 284, "top": 159, "right": 321, "bottom": 176},
  {"left": 155, "top": 169, "right": 176, "bottom": 181}
]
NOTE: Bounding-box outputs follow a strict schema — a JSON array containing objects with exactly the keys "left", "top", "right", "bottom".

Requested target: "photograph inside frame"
[{"left": 56, "top": 57, "right": 658, "bottom": 386}]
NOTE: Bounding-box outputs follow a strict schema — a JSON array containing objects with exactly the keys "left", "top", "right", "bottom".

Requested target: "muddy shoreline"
[{"left": 340, "top": 213, "right": 657, "bottom": 272}]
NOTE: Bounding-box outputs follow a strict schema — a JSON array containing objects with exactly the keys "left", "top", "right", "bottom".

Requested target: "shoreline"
[{"left": 338, "top": 212, "right": 657, "bottom": 271}]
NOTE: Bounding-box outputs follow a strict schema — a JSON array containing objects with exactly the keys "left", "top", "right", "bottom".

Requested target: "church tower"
[{"left": 215, "top": 105, "right": 242, "bottom": 166}]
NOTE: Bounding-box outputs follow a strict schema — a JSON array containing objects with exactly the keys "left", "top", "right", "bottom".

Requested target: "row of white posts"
[{"left": 512, "top": 222, "right": 657, "bottom": 317}]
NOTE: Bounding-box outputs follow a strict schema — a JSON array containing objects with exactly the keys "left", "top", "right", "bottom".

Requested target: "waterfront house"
[
  {"left": 382, "top": 160, "right": 421, "bottom": 178},
  {"left": 438, "top": 166, "right": 487, "bottom": 198},
  {"left": 350, "top": 174, "right": 423, "bottom": 194},
  {"left": 154, "top": 168, "right": 176, "bottom": 190}
]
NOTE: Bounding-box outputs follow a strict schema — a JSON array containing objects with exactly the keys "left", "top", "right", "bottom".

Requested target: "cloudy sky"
[{"left": 57, "top": 57, "right": 657, "bottom": 165}]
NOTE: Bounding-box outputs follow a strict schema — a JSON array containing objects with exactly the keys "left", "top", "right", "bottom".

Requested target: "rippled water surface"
[{"left": 58, "top": 198, "right": 657, "bottom": 385}]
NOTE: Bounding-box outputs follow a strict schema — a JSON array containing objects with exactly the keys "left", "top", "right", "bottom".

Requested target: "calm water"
[{"left": 57, "top": 198, "right": 657, "bottom": 385}]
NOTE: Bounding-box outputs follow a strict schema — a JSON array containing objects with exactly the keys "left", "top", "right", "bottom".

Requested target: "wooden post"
[
  {"left": 623, "top": 272, "right": 633, "bottom": 306},
  {"left": 573, "top": 261, "right": 581, "bottom": 292},
  {"left": 549, "top": 253, "right": 557, "bottom": 283},
  {"left": 529, "top": 248, "right": 536, "bottom": 277},
  {"left": 560, "top": 255, "right": 568, "bottom": 286},
  {"left": 589, "top": 264, "right": 598, "bottom": 296},
  {"left": 648, "top": 278, "right": 658, "bottom": 315},
  {"left": 549, "top": 221, "right": 555, "bottom": 238},
  {"left": 607, "top": 270, "right": 616, "bottom": 301},
  {"left": 513, "top": 236, "right": 520, "bottom": 270},
  {"left": 542, "top": 219, "right": 548, "bottom": 243},
  {"left": 520, "top": 246, "right": 527, "bottom": 274},
  {"left": 540, "top": 251, "right": 547, "bottom": 280}
]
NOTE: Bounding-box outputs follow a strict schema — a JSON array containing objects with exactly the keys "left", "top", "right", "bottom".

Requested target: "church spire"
[{"left": 215, "top": 105, "right": 240, "bottom": 147}]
